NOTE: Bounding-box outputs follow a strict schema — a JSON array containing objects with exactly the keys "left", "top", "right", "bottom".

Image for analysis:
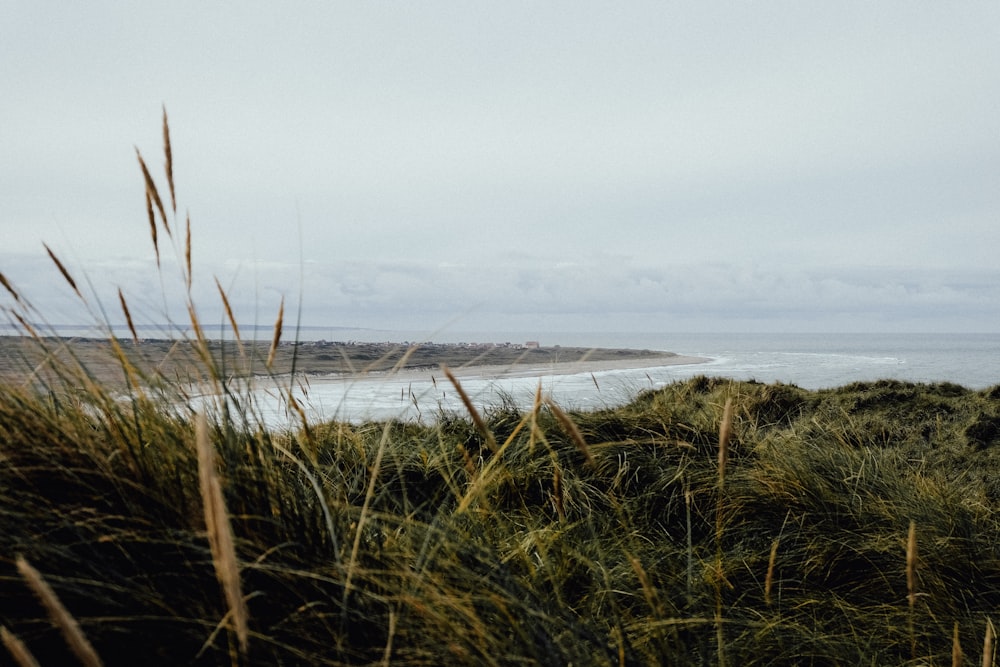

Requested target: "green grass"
[
  {"left": 4, "top": 351, "right": 1000, "bottom": 665},
  {"left": 3, "top": 112, "right": 999, "bottom": 665}
]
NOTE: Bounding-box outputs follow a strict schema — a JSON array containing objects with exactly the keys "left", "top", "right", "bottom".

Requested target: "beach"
[
  {"left": 0, "top": 335, "right": 707, "bottom": 388},
  {"left": 246, "top": 353, "right": 709, "bottom": 425},
  {"left": 327, "top": 352, "right": 710, "bottom": 383}
]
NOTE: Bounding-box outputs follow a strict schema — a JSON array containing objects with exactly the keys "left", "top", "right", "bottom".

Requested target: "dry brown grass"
[
  {"left": 1, "top": 626, "right": 41, "bottom": 667},
  {"left": 266, "top": 297, "right": 284, "bottom": 369},
  {"left": 118, "top": 288, "right": 139, "bottom": 344},
  {"left": 135, "top": 148, "right": 170, "bottom": 237},
  {"left": 185, "top": 213, "right": 192, "bottom": 291},
  {"left": 163, "top": 105, "right": 176, "bottom": 213},
  {"left": 765, "top": 538, "right": 779, "bottom": 607},
  {"left": 0, "top": 272, "right": 21, "bottom": 303},
  {"left": 195, "top": 412, "right": 249, "bottom": 655},
  {"left": 984, "top": 618, "right": 995, "bottom": 667},
  {"left": 718, "top": 397, "right": 733, "bottom": 486},
  {"left": 15, "top": 557, "right": 103, "bottom": 667},
  {"left": 43, "top": 244, "right": 81, "bottom": 299},
  {"left": 954, "top": 621, "right": 964, "bottom": 667},
  {"left": 145, "top": 190, "right": 159, "bottom": 267},
  {"left": 546, "top": 398, "right": 594, "bottom": 468},
  {"left": 443, "top": 364, "right": 498, "bottom": 454},
  {"left": 907, "top": 519, "right": 918, "bottom": 608}
]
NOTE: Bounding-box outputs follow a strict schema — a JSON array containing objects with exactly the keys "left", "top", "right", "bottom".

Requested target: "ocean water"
[{"left": 242, "top": 332, "right": 999, "bottom": 426}]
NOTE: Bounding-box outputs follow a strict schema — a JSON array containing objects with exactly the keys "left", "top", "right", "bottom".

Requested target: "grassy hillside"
[
  {"left": 2, "top": 350, "right": 1000, "bottom": 665},
  {"left": 3, "top": 111, "right": 998, "bottom": 666}
]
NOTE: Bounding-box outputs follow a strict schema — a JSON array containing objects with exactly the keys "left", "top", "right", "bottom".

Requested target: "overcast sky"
[{"left": 2, "top": 2, "right": 998, "bottom": 335}]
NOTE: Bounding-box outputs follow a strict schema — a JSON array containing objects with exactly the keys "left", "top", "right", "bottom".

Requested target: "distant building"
[{"left": 524, "top": 341, "right": 540, "bottom": 348}]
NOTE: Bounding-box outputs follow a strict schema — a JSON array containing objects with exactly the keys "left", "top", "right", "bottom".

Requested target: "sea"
[
  {"left": 239, "top": 330, "right": 999, "bottom": 426},
  {"left": 5, "top": 326, "right": 996, "bottom": 425}
]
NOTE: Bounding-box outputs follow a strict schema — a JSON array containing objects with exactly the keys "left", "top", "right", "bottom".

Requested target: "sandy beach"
[
  {"left": 0, "top": 336, "right": 708, "bottom": 387},
  {"left": 244, "top": 352, "right": 712, "bottom": 425},
  {"left": 326, "top": 353, "right": 710, "bottom": 384}
]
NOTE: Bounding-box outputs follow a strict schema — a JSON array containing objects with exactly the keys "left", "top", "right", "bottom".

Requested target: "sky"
[{"left": 2, "top": 2, "right": 999, "bottom": 336}]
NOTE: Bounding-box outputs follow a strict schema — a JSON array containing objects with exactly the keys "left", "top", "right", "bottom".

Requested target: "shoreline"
[
  {"left": 300, "top": 354, "right": 711, "bottom": 385},
  {"left": 0, "top": 335, "right": 708, "bottom": 387}
]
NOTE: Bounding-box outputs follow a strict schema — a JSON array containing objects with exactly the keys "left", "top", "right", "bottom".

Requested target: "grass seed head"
[
  {"left": 162, "top": 105, "right": 176, "bottom": 213},
  {"left": 266, "top": 297, "right": 284, "bottom": 368},
  {"left": 43, "top": 244, "right": 82, "bottom": 299},
  {"left": 1, "top": 626, "right": 41, "bottom": 667},
  {"left": 907, "top": 520, "right": 918, "bottom": 608},
  {"left": 984, "top": 618, "right": 994, "bottom": 667},
  {"left": 135, "top": 148, "right": 171, "bottom": 237},
  {"left": 954, "top": 621, "right": 963, "bottom": 667},
  {"left": 195, "top": 413, "right": 249, "bottom": 654},
  {"left": 546, "top": 399, "right": 594, "bottom": 467},
  {"left": 718, "top": 397, "right": 734, "bottom": 485},
  {"left": 145, "top": 190, "right": 160, "bottom": 267},
  {"left": 118, "top": 288, "right": 138, "bottom": 344},
  {"left": 443, "top": 365, "right": 497, "bottom": 453},
  {"left": 16, "top": 556, "right": 104, "bottom": 667},
  {"left": 185, "top": 213, "right": 192, "bottom": 290},
  {"left": 0, "top": 272, "right": 21, "bottom": 303}
]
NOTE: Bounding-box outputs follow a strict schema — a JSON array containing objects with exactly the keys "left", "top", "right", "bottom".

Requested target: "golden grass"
[
  {"left": 0, "top": 271, "right": 21, "bottom": 303},
  {"left": 954, "top": 621, "right": 964, "bottom": 667},
  {"left": 118, "top": 288, "right": 139, "bottom": 344},
  {"left": 546, "top": 398, "right": 595, "bottom": 468},
  {"left": 764, "top": 538, "right": 779, "bottom": 607},
  {"left": 163, "top": 105, "right": 176, "bottom": 214},
  {"left": 185, "top": 213, "right": 192, "bottom": 291},
  {"left": 907, "top": 520, "right": 918, "bottom": 608},
  {"left": 195, "top": 412, "right": 250, "bottom": 654},
  {"left": 718, "top": 396, "right": 733, "bottom": 486},
  {"left": 266, "top": 297, "right": 284, "bottom": 369},
  {"left": 715, "top": 395, "right": 734, "bottom": 667},
  {"left": 215, "top": 276, "right": 245, "bottom": 360},
  {"left": 1, "top": 626, "right": 41, "bottom": 667},
  {"left": 984, "top": 618, "right": 994, "bottom": 667},
  {"left": 443, "top": 364, "right": 498, "bottom": 454},
  {"left": 145, "top": 190, "right": 159, "bottom": 267},
  {"left": 43, "top": 244, "right": 81, "bottom": 299},
  {"left": 135, "top": 148, "right": 170, "bottom": 237},
  {"left": 15, "top": 557, "right": 103, "bottom": 667}
]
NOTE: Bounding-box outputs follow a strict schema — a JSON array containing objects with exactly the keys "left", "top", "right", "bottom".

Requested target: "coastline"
[
  {"left": 0, "top": 335, "right": 708, "bottom": 387},
  {"left": 308, "top": 353, "right": 711, "bottom": 384}
]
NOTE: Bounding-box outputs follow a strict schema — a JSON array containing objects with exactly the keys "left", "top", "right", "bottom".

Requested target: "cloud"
[
  {"left": 2, "top": 3, "right": 998, "bottom": 336},
  {"left": 3, "top": 250, "right": 996, "bottom": 335}
]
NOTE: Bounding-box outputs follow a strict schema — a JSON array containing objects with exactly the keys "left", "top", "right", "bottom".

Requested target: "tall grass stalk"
[
  {"left": 15, "top": 557, "right": 103, "bottom": 667},
  {"left": 443, "top": 364, "right": 498, "bottom": 454},
  {"left": 908, "top": 519, "right": 918, "bottom": 658},
  {"left": 954, "top": 621, "right": 964, "bottom": 667},
  {"left": 196, "top": 412, "right": 250, "bottom": 654},
  {"left": 715, "top": 396, "right": 734, "bottom": 667},
  {"left": 764, "top": 538, "right": 779, "bottom": 607},
  {"left": 984, "top": 618, "right": 995, "bottom": 667},
  {"left": 0, "top": 626, "right": 41, "bottom": 667}
]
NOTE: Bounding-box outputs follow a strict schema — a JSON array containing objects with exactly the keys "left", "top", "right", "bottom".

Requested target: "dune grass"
[{"left": 3, "top": 112, "right": 1000, "bottom": 665}]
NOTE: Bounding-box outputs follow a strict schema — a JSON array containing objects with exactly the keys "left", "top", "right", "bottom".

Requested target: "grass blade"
[{"left": 16, "top": 556, "right": 103, "bottom": 667}]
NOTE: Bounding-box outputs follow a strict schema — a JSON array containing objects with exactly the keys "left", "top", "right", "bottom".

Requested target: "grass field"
[
  {"left": 3, "top": 342, "right": 1000, "bottom": 665},
  {"left": 2, "top": 111, "right": 998, "bottom": 666}
]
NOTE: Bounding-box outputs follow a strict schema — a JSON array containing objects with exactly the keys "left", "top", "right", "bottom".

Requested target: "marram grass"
[{"left": 3, "top": 112, "right": 1000, "bottom": 666}]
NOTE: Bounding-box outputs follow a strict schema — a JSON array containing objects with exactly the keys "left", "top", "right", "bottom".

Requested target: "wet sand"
[
  {"left": 342, "top": 354, "right": 710, "bottom": 384},
  {"left": 0, "top": 336, "right": 708, "bottom": 387}
]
